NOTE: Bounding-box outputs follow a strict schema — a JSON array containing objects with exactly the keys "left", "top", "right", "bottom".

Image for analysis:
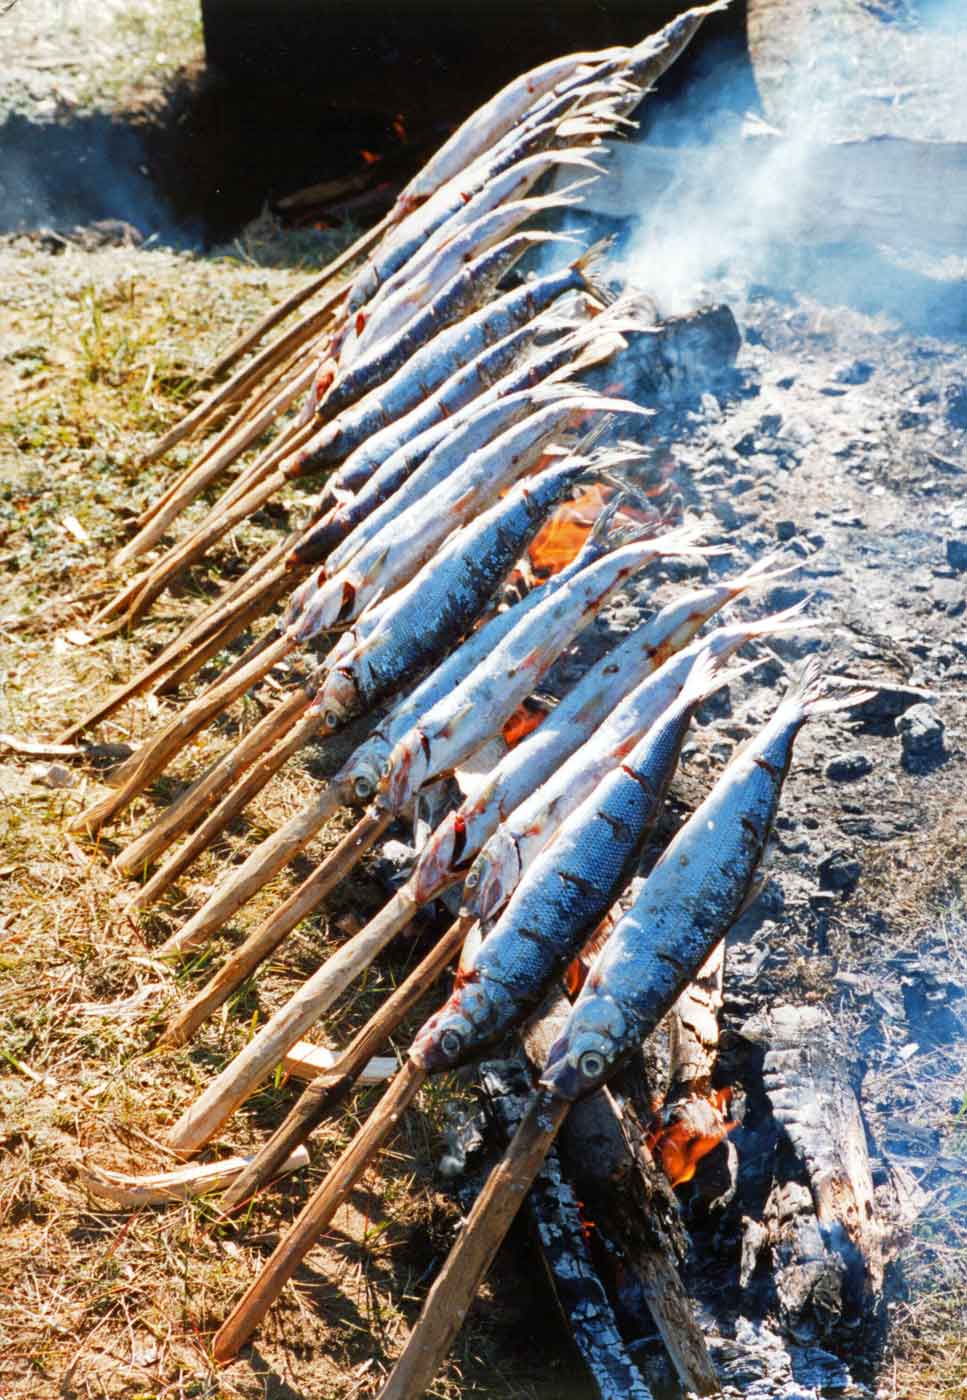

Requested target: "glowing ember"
[
  {"left": 647, "top": 1088, "right": 735, "bottom": 1188},
  {"left": 501, "top": 698, "right": 547, "bottom": 749},
  {"left": 392, "top": 114, "right": 407, "bottom": 143},
  {"left": 360, "top": 150, "right": 382, "bottom": 166}
]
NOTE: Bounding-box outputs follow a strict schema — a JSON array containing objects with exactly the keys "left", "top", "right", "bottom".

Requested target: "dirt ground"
[{"left": 1, "top": 4, "right": 966, "bottom": 1400}]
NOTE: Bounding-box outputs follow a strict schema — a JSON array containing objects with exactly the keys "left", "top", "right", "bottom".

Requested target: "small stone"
[
  {"left": 818, "top": 849, "right": 861, "bottom": 893},
  {"left": 825, "top": 751, "right": 873, "bottom": 782},
  {"left": 946, "top": 538, "right": 967, "bottom": 572},
  {"left": 775, "top": 519, "right": 797, "bottom": 541},
  {"left": 896, "top": 703, "right": 945, "bottom": 765},
  {"left": 945, "top": 383, "right": 967, "bottom": 429},
  {"left": 30, "top": 761, "right": 75, "bottom": 789},
  {"left": 835, "top": 359, "right": 874, "bottom": 386}
]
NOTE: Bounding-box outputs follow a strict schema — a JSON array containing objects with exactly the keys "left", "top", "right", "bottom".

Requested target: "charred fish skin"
[
  {"left": 408, "top": 652, "right": 731, "bottom": 1076},
  {"left": 540, "top": 658, "right": 872, "bottom": 1103},
  {"left": 309, "top": 455, "right": 596, "bottom": 731}
]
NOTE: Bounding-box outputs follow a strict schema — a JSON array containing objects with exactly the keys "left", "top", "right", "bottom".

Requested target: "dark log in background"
[{"left": 179, "top": 0, "right": 752, "bottom": 242}]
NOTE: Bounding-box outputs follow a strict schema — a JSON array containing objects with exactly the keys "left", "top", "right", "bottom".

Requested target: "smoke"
[{"left": 601, "top": 1, "right": 967, "bottom": 328}]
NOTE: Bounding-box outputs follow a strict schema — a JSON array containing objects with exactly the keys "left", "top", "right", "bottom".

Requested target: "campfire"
[{"left": 8, "top": 2, "right": 965, "bottom": 1398}]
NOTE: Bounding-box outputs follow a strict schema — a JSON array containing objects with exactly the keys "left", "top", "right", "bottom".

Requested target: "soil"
[{"left": 0, "top": 3, "right": 965, "bottom": 1399}]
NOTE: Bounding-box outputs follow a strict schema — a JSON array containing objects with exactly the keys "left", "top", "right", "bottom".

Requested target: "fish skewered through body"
[
  {"left": 282, "top": 239, "right": 617, "bottom": 483},
  {"left": 293, "top": 305, "right": 629, "bottom": 569},
  {"left": 149, "top": 503, "right": 630, "bottom": 948},
  {"left": 410, "top": 649, "right": 736, "bottom": 1074},
  {"left": 541, "top": 658, "right": 875, "bottom": 1101},
  {"left": 373, "top": 520, "right": 707, "bottom": 819},
  {"left": 388, "top": 45, "right": 626, "bottom": 218},
  {"left": 285, "top": 395, "right": 647, "bottom": 639},
  {"left": 341, "top": 184, "right": 594, "bottom": 368},
  {"left": 316, "top": 229, "right": 574, "bottom": 421},
  {"left": 464, "top": 598, "right": 811, "bottom": 928},
  {"left": 408, "top": 563, "right": 803, "bottom": 908}
]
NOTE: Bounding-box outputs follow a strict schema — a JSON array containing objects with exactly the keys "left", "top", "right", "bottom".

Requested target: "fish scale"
[
  {"left": 541, "top": 657, "right": 874, "bottom": 1102},
  {"left": 408, "top": 650, "right": 732, "bottom": 1075}
]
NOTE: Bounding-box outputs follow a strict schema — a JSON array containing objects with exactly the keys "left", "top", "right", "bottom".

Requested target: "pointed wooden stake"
[
  {"left": 212, "top": 1056, "right": 427, "bottom": 1364},
  {"left": 68, "top": 632, "right": 295, "bottom": 836},
  {"left": 164, "top": 841, "right": 405, "bottom": 1152},
  {"left": 218, "top": 912, "right": 470, "bottom": 1212}
]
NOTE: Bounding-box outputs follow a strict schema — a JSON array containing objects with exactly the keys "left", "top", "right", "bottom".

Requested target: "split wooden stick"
[
  {"left": 115, "top": 688, "right": 316, "bottom": 880},
  {"left": 78, "top": 1145, "right": 310, "bottom": 1208},
  {"left": 163, "top": 852, "right": 406, "bottom": 1148},
  {"left": 68, "top": 632, "right": 294, "bottom": 835},
  {"left": 212, "top": 1055, "right": 427, "bottom": 1363},
  {"left": 374, "top": 1091, "right": 571, "bottom": 1400},
  {"left": 199, "top": 216, "right": 390, "bottom": 384},
  {"left": 218, "top": 913, "right": 470, "bottom": 1212}
]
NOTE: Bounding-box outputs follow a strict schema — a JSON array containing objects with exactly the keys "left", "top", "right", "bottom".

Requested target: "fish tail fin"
[
  {"left": 724, "top": 550, "right": 803, "bottom": 599},
  {"left": 680, "top": 648, "right": 758, "bottom": 710},
  {"left": 740, "top": 595, "right": 818, "bottom": 640},
  {"left": 546, "top": 147, "right": 612, "bottom": 178},
  {"left": 784, "top": 656, "right": 878, "bottom": 720},
  {"left": 525, "top": 180, "right": 596, "bottom": 213},
  {"left": 571, "top": 236, "right": 617, "bottom": 305}
]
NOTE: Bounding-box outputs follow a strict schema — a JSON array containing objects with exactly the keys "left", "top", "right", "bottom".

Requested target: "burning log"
[{"left": 740, "top": 1003, "right": 884, "bottom": 1315}]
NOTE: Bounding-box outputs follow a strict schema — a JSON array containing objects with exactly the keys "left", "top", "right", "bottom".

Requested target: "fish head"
[
  {"left": 410, "top": 996, "right": 482, "bottom": 1074},
  {"left": 462, "top": 831, "right": 520, "bottom": 925},
  {"left": 377, "top": 730, "right": 431, "bottom": 814},
  {"left": 410, "top": 810, "right": 465, "bottom": 905},
  {"left": 539, "top": 989, "right": 627, "bottom": 1102},
  {"left": 343, "top": 733, "right": 391, "bottom": 803},
  {"left": 313, "top": 665, "right": 360, "bottom": 732}
]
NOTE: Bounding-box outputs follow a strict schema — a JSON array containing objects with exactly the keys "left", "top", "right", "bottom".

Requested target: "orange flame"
[
  {"left": 393, "top": 113, "right": 407, "bottom": 143},
  {"left": 528, "top": 484, "right": 612, "bottom": 578},
  {"left": 647, "top": 1089, "right": 735, "bottom": 1188},
  {"left": 501, "top": 698, "right": 546, "bottom": 750},
  {"left": 360, "top": 149, "right": 382, "bottom": 166}
]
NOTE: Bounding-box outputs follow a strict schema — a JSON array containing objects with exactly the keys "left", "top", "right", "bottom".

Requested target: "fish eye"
[
  {"left": 464, "top": 869, "right": 478, "bottom": 888},
  {"left": 439, "top": 1029, "right": 462, "bottom": 1060},
  {"left": 324, "top": 710, "right": 341, "bottom": 730},
  {"left": 354, "top": 775, "right": 373, "bottom": 799},
  {"left": 579, "top": 1051, "right": 605, "bottom": 1080}
]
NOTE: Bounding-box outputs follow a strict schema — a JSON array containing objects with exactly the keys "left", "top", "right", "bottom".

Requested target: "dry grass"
[{"left": 0, "top": 234, "right": 572, "bottom": 1400}]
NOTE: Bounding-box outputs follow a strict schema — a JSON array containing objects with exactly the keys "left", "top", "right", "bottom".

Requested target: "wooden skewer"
[
  {"left": 212, "top": 1056, "right": 427, "bottom": 1363},
  {"left": 163, "top": 845, "right": 405, "bottom": 1150},
  {"left": 151, "top": 768, "right": 353, "bottom": 953},
  {"left": 114, "top": 688, "right": 315, "bottom": 879},
  {"left": 207, "top": 414, "right": 317, "bottom": 518},
  {"left": 199, "top": 216, "right": 391, "bottom": 385},
  {"left": 136, "top": 279, "right": 348, "bottom": 474},
  {"left": 57, "top": 557, "right": 297, "bottom": 745},
  {"left": 151, "top": 568, "right": 299, "bottom": 698},
  {"left": 118, "top": 360, "right": 317, "bottom": 563},
  {"left": 67, "top": 632, "right": 295, "bottom": 835},
  {"left": 218, "top": 912, "right": 470, "bottom": 1212},
  {"left": 375, "top": 1091, "right": 571, "bottom": 1400},
  {"left": 123, "top": 752, "right": 340, "bottom": 916}
]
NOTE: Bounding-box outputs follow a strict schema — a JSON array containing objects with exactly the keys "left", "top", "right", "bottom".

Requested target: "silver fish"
[
  {"left": 540, "top": 657, "right": 874, "bottom": 1101},
  {"left": 408, "top": 648, "right": 737, "bottom": 1075}
]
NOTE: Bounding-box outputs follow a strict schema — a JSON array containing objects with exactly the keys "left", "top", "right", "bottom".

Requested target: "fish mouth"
[{"left": 538, "top": 1056, "right": 585, "bottom": 1103}]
